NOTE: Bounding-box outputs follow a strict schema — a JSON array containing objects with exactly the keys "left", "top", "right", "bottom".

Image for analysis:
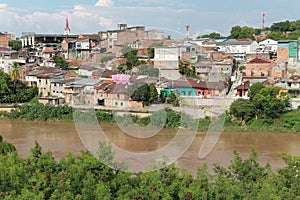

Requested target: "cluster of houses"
[{"left": 1, "top": 21, "right": 300, "bottom": 108}]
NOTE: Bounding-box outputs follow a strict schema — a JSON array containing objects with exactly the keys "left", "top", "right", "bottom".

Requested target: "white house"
[
  {"left": 259, "top": 39, "right": 278, "bottom": 52},
  {"left": 154, "top": 46, "right": 181, "bottom": 80}
]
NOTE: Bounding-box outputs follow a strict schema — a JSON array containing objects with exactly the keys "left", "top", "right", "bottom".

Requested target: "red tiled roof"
[
  {"left": 248, "top": 57, "right": 272, "bottom": 64},
  {"left": 95, "top": 81, "right": 129, "bottom": 94},
  {"left": 100, "top": 70, "right": 119, "bottom": 78}
]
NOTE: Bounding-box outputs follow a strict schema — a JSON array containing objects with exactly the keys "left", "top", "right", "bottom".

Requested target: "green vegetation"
[
  {"left": 198, "top": 32, "right": 222, "bottom": 39},
  {"left": 10, "top": 103, "right": 74, "bottom": 121},
  {"left": 147, "top": 42, "right": 163, "bottom": 59},
  {"left": 100, "top": 55, "right": 114, "bottom": 63},
  {"left": 166, "top": 92, "right": 180, "bottom": 107},
  {"left": 230, "top": 83, "right": 290, "bottom": 121},
  {"left": 0, "top": 70, "right": 38, "bottom": 104},
  {"left": 8, "top": 40, "right": 22, "bottom": 51},
  {"left": 121, "top": 45, "right": 138, "bottom": 70},
  {"left": 229, "top": 25, "right": 260, "bottom": 40},
  {"left": 0, "top": 135, "right": 16, "bottom": 156},
  {"left": 202, "top": 19, "right": 300, "bottom": 41},
  {"left": 53, "top": 55, "right": 69, "bottom": 70},
  {"left": 1, "top": 137, "right": 300, "bottom": 199},
  {"left": 149, "top": 83, "right": 158, "bottom": 103},
  {"left": 179, "top": 60, "right": 196, "bottom": 78},
  {"left": 137, "top": 65, "right": 159, "bottom": 77},
  {"left": 127, "top": 82, "right": 159, "bottom": 106}
]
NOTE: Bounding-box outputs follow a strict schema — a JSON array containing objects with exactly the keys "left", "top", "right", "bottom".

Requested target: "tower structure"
[
  {"left": 185, "top": 24, "right": 190, "bottom": 40},
  {"left": 64, "top": 17, "right": 70, "bottom": 35},
  {"left": 262, "top": 12, "right": 266, "bottom": 30}
]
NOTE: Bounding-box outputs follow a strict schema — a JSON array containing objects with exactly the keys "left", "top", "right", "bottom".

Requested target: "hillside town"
[{"left": 1, "top": 18, "right": 300, "bottom": 110}]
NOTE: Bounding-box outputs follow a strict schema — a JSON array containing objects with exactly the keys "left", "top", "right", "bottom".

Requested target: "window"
[
  {"left": 115, "top": 102, "right": 118, "bottom": 106},
  {"left": 120, "top": 102, "right": 123, "bottom": 107}
]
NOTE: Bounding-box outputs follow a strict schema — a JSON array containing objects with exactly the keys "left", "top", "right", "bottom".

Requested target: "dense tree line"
[
  {"left": 1, "top": 138, "right": 300, "bottom": 199},
  {"left": 198, "top": 18, "right": 300, "bottom": 41}
]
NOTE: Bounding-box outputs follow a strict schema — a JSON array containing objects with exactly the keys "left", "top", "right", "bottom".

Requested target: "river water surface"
[{"left": 1, "top": 120, "right": 300, "bottom": 174}]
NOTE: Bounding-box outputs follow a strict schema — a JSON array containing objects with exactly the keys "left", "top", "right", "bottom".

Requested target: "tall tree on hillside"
[
  {"left": 121, "top": 45, "right": 138, "bottom": 70},
  {"left": 198, "top": 32, "right": 222, "bottom": 39},
  {"left": 149, "top": 83, "right": 158, "bottom": 103},
  {"left": 8, "top": 62, "right": 22, "bottom": 93}
]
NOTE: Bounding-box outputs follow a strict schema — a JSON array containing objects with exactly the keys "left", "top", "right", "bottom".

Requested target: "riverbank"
[{"left": 1, "top": 102, "right": 299, "bottom": 133}]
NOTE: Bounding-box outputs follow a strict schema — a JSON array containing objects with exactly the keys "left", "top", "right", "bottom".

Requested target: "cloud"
[
  {"left": 74, "top": 5, "right": 85, "bottom": 11},
  {"left": 99, "top": 17, "right": 113, "bottom": 28},
  {"left": 0, "top": 3, "right": 7, "bottom": 9},
  {"left": 95, "top": 0, "right": 114, "bottom": 7}
]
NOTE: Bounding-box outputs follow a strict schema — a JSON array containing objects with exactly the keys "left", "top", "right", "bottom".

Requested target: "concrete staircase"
[{"left": 227, "top": 71, "right": 242, "bottom": 97}]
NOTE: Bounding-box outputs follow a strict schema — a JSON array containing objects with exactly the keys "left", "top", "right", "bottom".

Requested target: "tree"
[
  {"left": 230, "top": 98, "right": 256, "bottom": 123},
  {"left": 229, "top": 26, "right": 256, "bottom": 39},
  {"left": 149, "top": 83, "right": 158, "bottom": 103},
  {"left": 179, "top": 60, "right": 196, "bottom": 78},
  {"left": 128, "top": 82, "right": 150, "bottom": 105},
  {"left": 287, "top": 30, "right": 300, "bottom": 40},
  {"left": 0, "top": 135, "right": 16, "bottom": 155},
  {"left": 126, "top": 52, "right": 138, "bottom": 70},
  {"left": 270, "top": 20, "right": 291, "bottom": 32},
  {"left": 252, "top": 86, "right": 290, "bottom": 119},
  {"left": 8, "top": 62, "right": 23, "bottom": 93},
  {"left": 198, "top": 32, "right": 222, "bottom": 39},
  {"left": 229, "top": 26, "right": 242, "bottom": 38},
  {"left": 53, "top": 55, "right": 68, "bottom": 70},
  {"left": 266, "top": 31, "right": 286, "bottom": 40},
  {"left": 247, "top": 82, "right": 265, "bottom": 100},
  {"left": 166, "top": 92, "right": 180, "bottom": 107},
  {"left": 121, "top": 45, "right": 138, "bottom": 70},
  {"left": 8, "top": 40, "right": 22, "bottom": 51}
]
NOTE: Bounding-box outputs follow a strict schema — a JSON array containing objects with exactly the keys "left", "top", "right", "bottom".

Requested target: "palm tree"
[{"left": 8, "top": 62, "right": 23, "bottom": 92}]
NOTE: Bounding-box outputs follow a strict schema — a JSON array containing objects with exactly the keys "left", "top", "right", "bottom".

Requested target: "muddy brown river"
[{"left": 1, "top": 120, "right": 300, "bottom": 174}]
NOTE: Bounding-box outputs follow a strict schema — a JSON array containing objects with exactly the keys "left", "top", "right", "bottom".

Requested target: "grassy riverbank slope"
[{"left": 1, "top": 102, "right": 300, "bottom": 133}]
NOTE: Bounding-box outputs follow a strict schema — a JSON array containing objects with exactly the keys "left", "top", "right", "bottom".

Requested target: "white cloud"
[
  {"left": 95, "top": 0, "right": 114, "bottom": 7},
  {"left": 0, "top": 3, "right": 7, "bottom": 9},
  {"left": 99, "top": 17, "right": 113, "bottom": 28},
  {"left": 74, "top": 5, "right": 85, "bottom": 11}
]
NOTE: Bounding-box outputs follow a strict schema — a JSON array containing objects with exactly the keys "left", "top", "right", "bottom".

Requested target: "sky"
[{"left": 0, "top": 0, "right": 300, "bottom": 38}]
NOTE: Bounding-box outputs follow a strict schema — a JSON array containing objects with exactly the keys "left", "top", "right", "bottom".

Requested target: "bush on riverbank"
[
  {"left": 10, "top": 103, "right": 73, "bottom": 121},
  {"left": 1, "top": 137, "right": 300, "bottom": 199},
  {"left": 6, "top": 102, "right": 300, "bottom": 133}
]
